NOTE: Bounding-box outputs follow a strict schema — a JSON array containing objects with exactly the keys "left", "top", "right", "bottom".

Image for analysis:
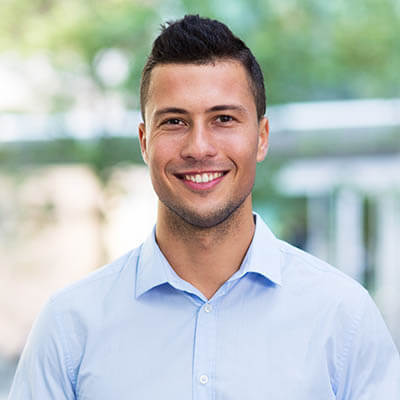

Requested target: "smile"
[
  {"left": 183, "top": 172, "right": 224, "bottom": 183},
  {"left": 175, "top": 170, "right": 227, "bottom": 191}
]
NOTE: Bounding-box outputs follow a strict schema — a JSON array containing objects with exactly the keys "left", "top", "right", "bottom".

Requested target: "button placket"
[{"left": 192, "top": 302, "right": 217, "bottom": 400}]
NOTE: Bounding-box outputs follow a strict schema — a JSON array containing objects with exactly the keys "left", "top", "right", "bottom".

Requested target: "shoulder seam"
[
  {"left": 278, "top": 240, "right": 361, "bottom": 287},
  {"left": 49, "top": 249, "right": 138, "bottom": 301},
  {"left": 50, "top": 300, "right": 77, "bottom": 389},
  {"left": 334, "top": 289, "right": 368, "bottom": 393}
]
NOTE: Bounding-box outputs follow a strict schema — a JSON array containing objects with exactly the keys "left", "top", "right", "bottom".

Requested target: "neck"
[{"left": 155, "top": 199, "right": 255, "bottom": 299}]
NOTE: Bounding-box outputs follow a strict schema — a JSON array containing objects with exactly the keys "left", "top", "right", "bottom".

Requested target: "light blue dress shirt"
[{"left": 9, "top": 214, "right": 400, "bottom": 399}]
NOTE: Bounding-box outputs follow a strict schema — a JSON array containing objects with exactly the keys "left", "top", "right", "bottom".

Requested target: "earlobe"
[
  {"left": 256, "top": 117, "right": 269, "bottom": 162},
  {"left": 138, "top": 123, "right": 148, "bottom": 164}
]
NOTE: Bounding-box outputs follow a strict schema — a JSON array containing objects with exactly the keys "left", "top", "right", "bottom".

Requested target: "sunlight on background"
[{"left": 1, "top": 0, "right": 400, "bottom": 395}]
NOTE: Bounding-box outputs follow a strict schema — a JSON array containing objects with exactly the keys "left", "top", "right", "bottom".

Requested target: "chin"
[{"left": 164, "top": 198, "right": 247, "bottom": 230}]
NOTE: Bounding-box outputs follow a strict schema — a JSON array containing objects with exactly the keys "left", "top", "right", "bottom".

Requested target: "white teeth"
[{"left": 184, "top": 172, "right": 224, "bottom": 183}]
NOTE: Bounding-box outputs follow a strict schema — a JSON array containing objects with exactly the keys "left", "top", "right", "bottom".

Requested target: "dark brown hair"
[{"left": 140, "top": 15, "right": 266, "bottom": 121}]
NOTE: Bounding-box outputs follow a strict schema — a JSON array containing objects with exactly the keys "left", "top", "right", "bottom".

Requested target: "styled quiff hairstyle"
[{"left": 140, "top": 15, "right": 266, "bottom": 121}]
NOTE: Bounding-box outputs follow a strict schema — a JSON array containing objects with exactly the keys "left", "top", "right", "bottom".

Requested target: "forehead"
[{"left": 145, "top": 61, "right": 256, "bottom": 119}]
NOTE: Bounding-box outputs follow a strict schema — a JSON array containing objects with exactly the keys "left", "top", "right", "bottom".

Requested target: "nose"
[{"left": 180, "top": 122, "right": 217, "bottom": 161}]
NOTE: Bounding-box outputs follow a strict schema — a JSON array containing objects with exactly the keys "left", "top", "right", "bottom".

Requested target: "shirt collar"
[
  {"left": 135, "top": 212, "right": 282, "bottom": 298},
  {"left": 234, "top": 212, "right": 282, "bottom": 286},
  {"left": 135, "top": 228, "right": 171, "bottom": 298}
]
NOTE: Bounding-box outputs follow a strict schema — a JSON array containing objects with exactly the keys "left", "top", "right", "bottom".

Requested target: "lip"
[{"left": 174, "top": 170, "right": 228, "bottom": 192}]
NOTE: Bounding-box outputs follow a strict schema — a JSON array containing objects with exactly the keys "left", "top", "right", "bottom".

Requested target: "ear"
[
  {"left": 256, "top": 117, "right": 269, "bottom": 162},
  {"left": 138, "top": 122, "right": 148, "bottom": 164}
]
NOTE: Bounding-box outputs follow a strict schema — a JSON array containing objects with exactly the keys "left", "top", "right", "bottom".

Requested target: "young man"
[{"left": 9, "top": 15, "right": 400, "bottom": 399}]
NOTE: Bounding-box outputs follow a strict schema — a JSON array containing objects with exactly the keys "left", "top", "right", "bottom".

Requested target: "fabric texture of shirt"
[{"left": 8, "top": 214, "right": 400, "bottom": 399}]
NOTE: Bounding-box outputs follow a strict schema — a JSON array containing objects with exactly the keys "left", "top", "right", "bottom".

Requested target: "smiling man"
[{"left": 9, "top": 15, "right": 400, "bottom": 400}]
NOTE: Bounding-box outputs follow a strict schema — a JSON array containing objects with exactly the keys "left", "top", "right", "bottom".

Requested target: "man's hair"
[{"left": 140, "top": 15, "right": 266, "bottom": 121}]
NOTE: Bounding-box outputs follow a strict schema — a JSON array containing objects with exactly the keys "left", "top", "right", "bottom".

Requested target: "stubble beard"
[{"left": 158, "top": 184, "right": 254, "bottom": 233}]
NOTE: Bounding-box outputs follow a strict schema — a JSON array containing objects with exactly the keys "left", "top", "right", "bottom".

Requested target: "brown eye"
[
  {"left": 166, "top": 118, "right": 183, "bottom": 125},
  {"left": 217, "top": 115, "right": 234, "bottom": 123},
  {"left": 159, "top": 118, "right": 186, "bottom": 129}
]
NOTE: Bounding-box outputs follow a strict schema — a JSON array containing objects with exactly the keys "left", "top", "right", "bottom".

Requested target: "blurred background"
[{"left": 1, "top": 0, "right": 400, "bottom": 395}]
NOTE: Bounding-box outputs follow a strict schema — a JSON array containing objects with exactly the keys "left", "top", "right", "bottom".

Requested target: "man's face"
[{"left": 139, "top": 60, "right": 268, "bottom": 228}]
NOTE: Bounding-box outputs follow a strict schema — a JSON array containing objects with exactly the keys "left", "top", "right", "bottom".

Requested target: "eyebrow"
[
  {"left": 206, "top": 104, "right": 247, "bottom": 114},
  {"left": 153, "top": 104, "right": 247, "bottom": 120},
  {"left": 153, "top": 107, "right": 188, "bottom": 120}
]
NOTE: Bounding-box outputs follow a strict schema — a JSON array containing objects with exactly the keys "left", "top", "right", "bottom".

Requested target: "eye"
[
  {"left": 216, "top": 115, "right": 234, "bottom": 123},
  {"left": 157, "top": 118, "right": 186, "bottom": 130},
  {"left": 165, "top": 118, "right": 184, "bottom": 125},
  {"left": 159, "top": 118, "right": 186, "bottom": 129}
]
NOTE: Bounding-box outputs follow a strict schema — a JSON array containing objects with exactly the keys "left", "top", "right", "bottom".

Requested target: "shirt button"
[
  {"left": 199, "top": 374, "right": 209, "bottom": 384},
  {"left": 204, "top": 304, "right": 212, "bottom": 313}
]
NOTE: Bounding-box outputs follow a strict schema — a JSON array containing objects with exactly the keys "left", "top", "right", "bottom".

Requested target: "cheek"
[
  {"left": 148, "top": 133, "right": 180, "bottom": 157},
  {"left": 147, "top": 139, "right": 177, "bottom": 182},
  {"left": 147, "top": 138, "right": 168, "bottom": 165},
  {"left": 221, "top": 134, "right": 259, "bottom": 164}
]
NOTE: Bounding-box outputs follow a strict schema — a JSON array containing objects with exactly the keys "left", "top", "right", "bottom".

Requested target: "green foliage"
[
  {"left": 1, "top": 0, "right": 399, "bottom": 107},
  {"left": 170, "top": 0, "right": 400, "bottom": 103},
  {"left": 0, "top": 0, "right": 159, "bottom": 107},
  {"left": 0, "top": 137, "right": 144, "bottom": 181}
]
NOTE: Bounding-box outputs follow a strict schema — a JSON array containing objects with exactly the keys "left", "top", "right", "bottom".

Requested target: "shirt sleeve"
[
  {"left": 8, "top": 299, "right": 76, "bottom": 399},
  {"left": 336, "top": 290, "right": 400, "bottom": 399}
]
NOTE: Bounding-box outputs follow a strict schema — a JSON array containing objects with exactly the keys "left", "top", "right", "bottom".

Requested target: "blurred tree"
[
  {"left": 1, "top": 0, "right": 399, "bottom": 108},
  {"left": 0, "top": 0, "right": 159, "bottom": 110},
  {"left": 183, "top": 0, "right": 400, "bottom": 103}
]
